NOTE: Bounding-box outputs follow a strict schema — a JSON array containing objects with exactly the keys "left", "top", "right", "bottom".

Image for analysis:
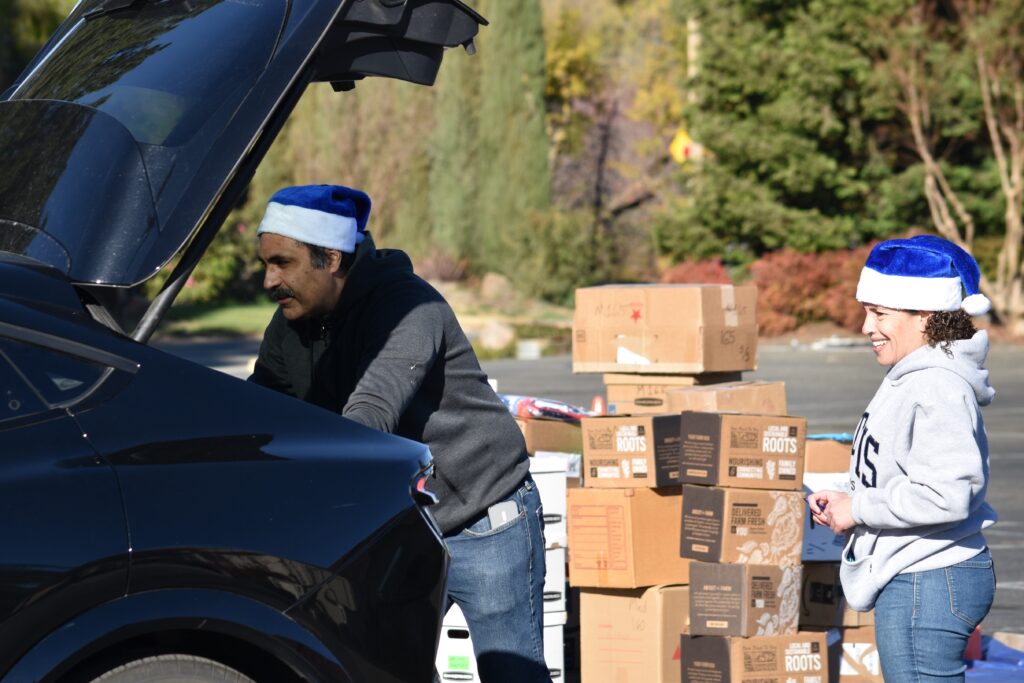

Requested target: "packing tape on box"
[{"left": 721, "top": 285, "right": 738, "bottom": 327}]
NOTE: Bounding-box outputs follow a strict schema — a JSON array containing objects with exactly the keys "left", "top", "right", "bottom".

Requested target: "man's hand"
[{"left": 806, "top": 490, "right": 856, "bottom": 534}]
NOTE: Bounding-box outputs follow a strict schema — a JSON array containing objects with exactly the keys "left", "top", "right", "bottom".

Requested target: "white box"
[
  {"left": 544, "top": 547, "right": 567, "bottom": 613},
  {"left": 531, "top": 453, "right": 569, "bottom": 548},
  {"left": 443, "top": 602, "right": 469, "bottom": 628},
  {"left": 436, "top": 610, "right": 476, "bottom": 680},
  {"left": 436, "top": 604, "right": 569, "bottom": 680},
  {"left": 545, "top": 611, "right": 568, "bottom": 680}
]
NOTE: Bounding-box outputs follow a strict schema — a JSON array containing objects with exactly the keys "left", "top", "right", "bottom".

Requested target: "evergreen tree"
[
  {"left": 428, "top": 44, "right": 482, "bottom": 263},
  {"left": 660, "top": 0, "right": 924, "bottom": 266},
  {"left": 475, "top": 0, "right": 552, "bottom": 273}
]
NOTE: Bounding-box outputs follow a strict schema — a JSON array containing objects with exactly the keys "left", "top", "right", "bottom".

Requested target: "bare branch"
[
  {"left": 979, "top": 54, "right": 1015, "bottom": 199},
  {"left": 904, "top": 72, "right": 978, "bottom": 244}
]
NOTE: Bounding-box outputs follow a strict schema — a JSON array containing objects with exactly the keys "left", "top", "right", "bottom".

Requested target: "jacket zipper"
[{"left": 310, "top": 318, "right": 328, "bottom": 390}]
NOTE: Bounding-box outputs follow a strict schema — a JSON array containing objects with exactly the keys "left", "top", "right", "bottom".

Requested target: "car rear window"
[
  {"left": 0, "top": 0, "right": 288, "bottom": 286},
  {"left": 0, "top": 337, "right": 108, "bottom": 407},
  {"left": 0, "top": 354, "right": 47, "bottom": 423},
  {"left": 11, "top": 0, "right": 285, "bottom": 147}
]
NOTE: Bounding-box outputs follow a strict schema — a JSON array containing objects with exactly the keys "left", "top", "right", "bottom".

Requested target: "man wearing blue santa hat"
[{"left": 251, "top": 185, "right": 549, "bottom": 682}]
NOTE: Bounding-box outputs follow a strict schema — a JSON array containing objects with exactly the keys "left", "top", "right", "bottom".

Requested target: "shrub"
[
  {"left": 750, "top": 245, "right": 874, "bottom": 336},
  {"left": 518, "top": 207, "right": 611, "bottom": 306},
  {"left": 659, "top": 258, "right": 733, "bottom": 285}
]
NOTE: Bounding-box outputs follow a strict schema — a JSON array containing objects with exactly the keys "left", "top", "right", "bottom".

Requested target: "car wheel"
[{"left": 89, "top": 654, "right": 256, "bottom": 682}]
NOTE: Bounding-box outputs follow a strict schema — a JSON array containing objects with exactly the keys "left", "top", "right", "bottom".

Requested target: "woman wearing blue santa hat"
[{"left": 808, "top": 235, "right": 998, "bottom": 683}]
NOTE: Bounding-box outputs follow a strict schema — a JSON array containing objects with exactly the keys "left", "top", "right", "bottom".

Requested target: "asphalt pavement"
[{"left": 157, "top": 336, "right": 1024, "bottom": 634}]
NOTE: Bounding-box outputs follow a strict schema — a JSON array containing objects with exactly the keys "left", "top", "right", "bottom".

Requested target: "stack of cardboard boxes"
[
  {"left": 799, "top": 437, "right": 882, "bottom": 683},
  {"left": 676, "top": 408, "right": 835, "bottom": 683},
  {"left": 567, "top": 284, "right": 848, "bottom": 682},
  {"left": 436, "top": 283, "right": 877, "bottom": 682},
  {"left": 568, "top": 284, "right": 757, "bottom": 682},
  {"left": 434, "top": 420, "right": 581, "bottom": 681}
]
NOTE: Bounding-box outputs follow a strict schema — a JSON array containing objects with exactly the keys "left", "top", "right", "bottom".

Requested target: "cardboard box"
[
  {"left": 580, "top": 585, "right": 690, "bottom": 683},
  {"left": 568, "top": 487, "right": 690, "bottom": 588},
  {"left": 573, "top": 284, "right": 759, "bottom": 374},
  {"left": 839, "top": 626, "right": 882, "bottom": 682},
  {"left": 802, "top": 438, "right": 853, "bottom": 562},
  {"left": 680, "top": 485, "right": 804, "bottom": 566},
  {"left": 531, "top": 453, "right": 569, "bottom": 548},
  {"left": 666, "top": 381, "right": 787, "bottom": 416},
  {"left": 679, "top": 412, "right": 806, "bottom": 490},
  {"left": 805, "top": 438, "right": 851, "bottom": 473},
  {"left": 581, "top": 414, "right": 682, "bottom": 488},
  {"left": 604, "top": 373, "right": 744, "bottom": 415},
  {"left": 689, "top": 562, "right": 802, "bottom": 637},
  {"left": 516, "top": 417, "right": 583, "bottom": 455},
  {"left": 680, "top": 631, "right": 830, "bottom": 683},
  {"left": 799, "top": 563, "right": 875, "bottom": 628}
]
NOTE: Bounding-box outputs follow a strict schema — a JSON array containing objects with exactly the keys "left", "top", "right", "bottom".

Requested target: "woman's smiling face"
[{"left": 861, "top": 304, "right": 930, "bottom": 366}]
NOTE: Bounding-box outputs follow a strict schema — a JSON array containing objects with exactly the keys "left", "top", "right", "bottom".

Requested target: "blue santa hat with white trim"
[
  {"left": 856, "top": 235, "right": 991, "bottom": 316},
  {"left": 257, "top": 184, "right": 372, "bottom": 253}
]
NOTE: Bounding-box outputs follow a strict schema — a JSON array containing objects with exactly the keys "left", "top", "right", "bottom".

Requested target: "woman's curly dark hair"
[{"left": 925, "top": 309, "right": 977, "bottom": 355}]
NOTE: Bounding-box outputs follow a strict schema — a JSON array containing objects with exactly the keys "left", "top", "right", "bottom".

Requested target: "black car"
[{"left": 0, "top": 1, "right": 486, "bottom": 681}]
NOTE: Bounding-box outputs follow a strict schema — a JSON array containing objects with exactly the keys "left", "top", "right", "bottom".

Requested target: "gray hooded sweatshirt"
[{"left": 840, "top": 330, "right": 998, "bottom": 611}]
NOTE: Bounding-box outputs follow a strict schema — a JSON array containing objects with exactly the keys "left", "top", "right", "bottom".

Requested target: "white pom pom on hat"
[
  {"left": 855, "top": 235, "right": 991, "bottom": 316},
  {"left": 961, "top": 293, "right": 991, "bottom": 316}
]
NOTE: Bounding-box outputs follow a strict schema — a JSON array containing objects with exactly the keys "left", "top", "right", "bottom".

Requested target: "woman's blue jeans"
[
  {"left": 874, "top": 547, "right": 996, "bottom": 682},
  {"left": 444, "top": 475, "right": 550, "bottom": 683}
]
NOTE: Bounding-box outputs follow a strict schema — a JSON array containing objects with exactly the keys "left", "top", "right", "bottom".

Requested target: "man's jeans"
[
  {"left": 874, "top": 547, "right": 996, "bottom": 682},
  {"left": 444, "top": 475, "right": 550, "bottom": 683}
]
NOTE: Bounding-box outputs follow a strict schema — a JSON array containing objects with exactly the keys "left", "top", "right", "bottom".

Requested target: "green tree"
[
  {"left": 476, "top": 0, "right": 552, "bottom": 272},
  {"left": 428, "top": 44, "right": 482, "bottom": 264},
  {"left": 866, "top": 0, "right": 1024, "bottom": 332},
  {"left": 653, "top": 0, "right": 976, "bottom": 271}
]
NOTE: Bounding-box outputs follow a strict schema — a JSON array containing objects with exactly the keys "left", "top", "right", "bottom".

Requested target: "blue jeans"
[
  {"left": 874, "top": 548, "right": 996, "bottom": 682},
  {"left": 444, "top": 475, "right": 550, "bottom": 683}
]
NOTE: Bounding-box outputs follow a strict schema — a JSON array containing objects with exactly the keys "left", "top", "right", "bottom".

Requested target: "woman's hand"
[{"left": 807, "top": 490, "right": 856, "bottom": 534}]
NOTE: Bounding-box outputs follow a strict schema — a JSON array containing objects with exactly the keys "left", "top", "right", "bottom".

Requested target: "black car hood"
[{"left": 0, "top": 0, "right": 484, "bottom": 288}]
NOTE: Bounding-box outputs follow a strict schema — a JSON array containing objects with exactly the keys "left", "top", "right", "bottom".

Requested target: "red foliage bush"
[
  {"left": 750, "top": 245, "right": 875, "bottom": 336},
  {"left": 659, "top": 259, "right": 733, "bottom": 285},
  {"left": 657, "top": 247, "right": 876, "bottom": 336}
]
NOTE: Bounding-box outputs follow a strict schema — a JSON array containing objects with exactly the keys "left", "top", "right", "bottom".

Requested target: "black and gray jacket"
[{"left": 251, "top": 233, "right": 530, "bottom": 533}]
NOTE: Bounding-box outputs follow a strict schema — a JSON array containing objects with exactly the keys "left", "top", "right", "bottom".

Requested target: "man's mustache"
[{"left": 269, "top": 286, "right": 297, "bottom": 302}]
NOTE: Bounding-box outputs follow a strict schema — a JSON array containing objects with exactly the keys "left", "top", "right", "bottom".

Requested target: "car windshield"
[{"left": 0, "top": 0, "right": 287, "bottom": 285}]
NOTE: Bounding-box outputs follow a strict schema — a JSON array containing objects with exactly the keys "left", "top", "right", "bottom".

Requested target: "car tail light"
[
  {"left": 410, "top": 460, "right": 446, "bottom": 552},
  {"left": 410, "top": 461, "right": 439, "bottom": 506}
]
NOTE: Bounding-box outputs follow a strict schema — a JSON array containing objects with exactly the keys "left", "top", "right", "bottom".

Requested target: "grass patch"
[
  {"left": 472, "top": 341, "right": 517, "bottom": 361},
  {"left": 159, "top": 300, "right": 277, "bottom": 338}
]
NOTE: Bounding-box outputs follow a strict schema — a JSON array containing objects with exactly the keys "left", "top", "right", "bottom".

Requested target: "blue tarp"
[{"left": 966, "top": 636, "right": 1024, "bottom": 681}]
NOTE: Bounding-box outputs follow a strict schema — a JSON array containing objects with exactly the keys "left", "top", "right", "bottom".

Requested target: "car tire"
[{"left": 89, "top": 654, "right": 256, "bottom": 682}]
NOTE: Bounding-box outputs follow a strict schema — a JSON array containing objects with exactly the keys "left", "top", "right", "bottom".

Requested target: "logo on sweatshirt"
[{"left": 852, "top": 412, "right": 879, "bottom": 489}]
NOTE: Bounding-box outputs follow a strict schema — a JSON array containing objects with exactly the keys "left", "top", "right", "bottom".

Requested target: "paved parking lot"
[
  {"left": 482, "top": 341, "right": 1024, "bottom": 635},
  {"left": 160, "top": 336, "right": 1024, "bottom": 634}
]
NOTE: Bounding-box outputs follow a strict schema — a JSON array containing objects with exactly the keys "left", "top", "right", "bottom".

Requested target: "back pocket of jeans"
[{"left": 946, "top": 558, "right": 995, "bottom": 626}]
